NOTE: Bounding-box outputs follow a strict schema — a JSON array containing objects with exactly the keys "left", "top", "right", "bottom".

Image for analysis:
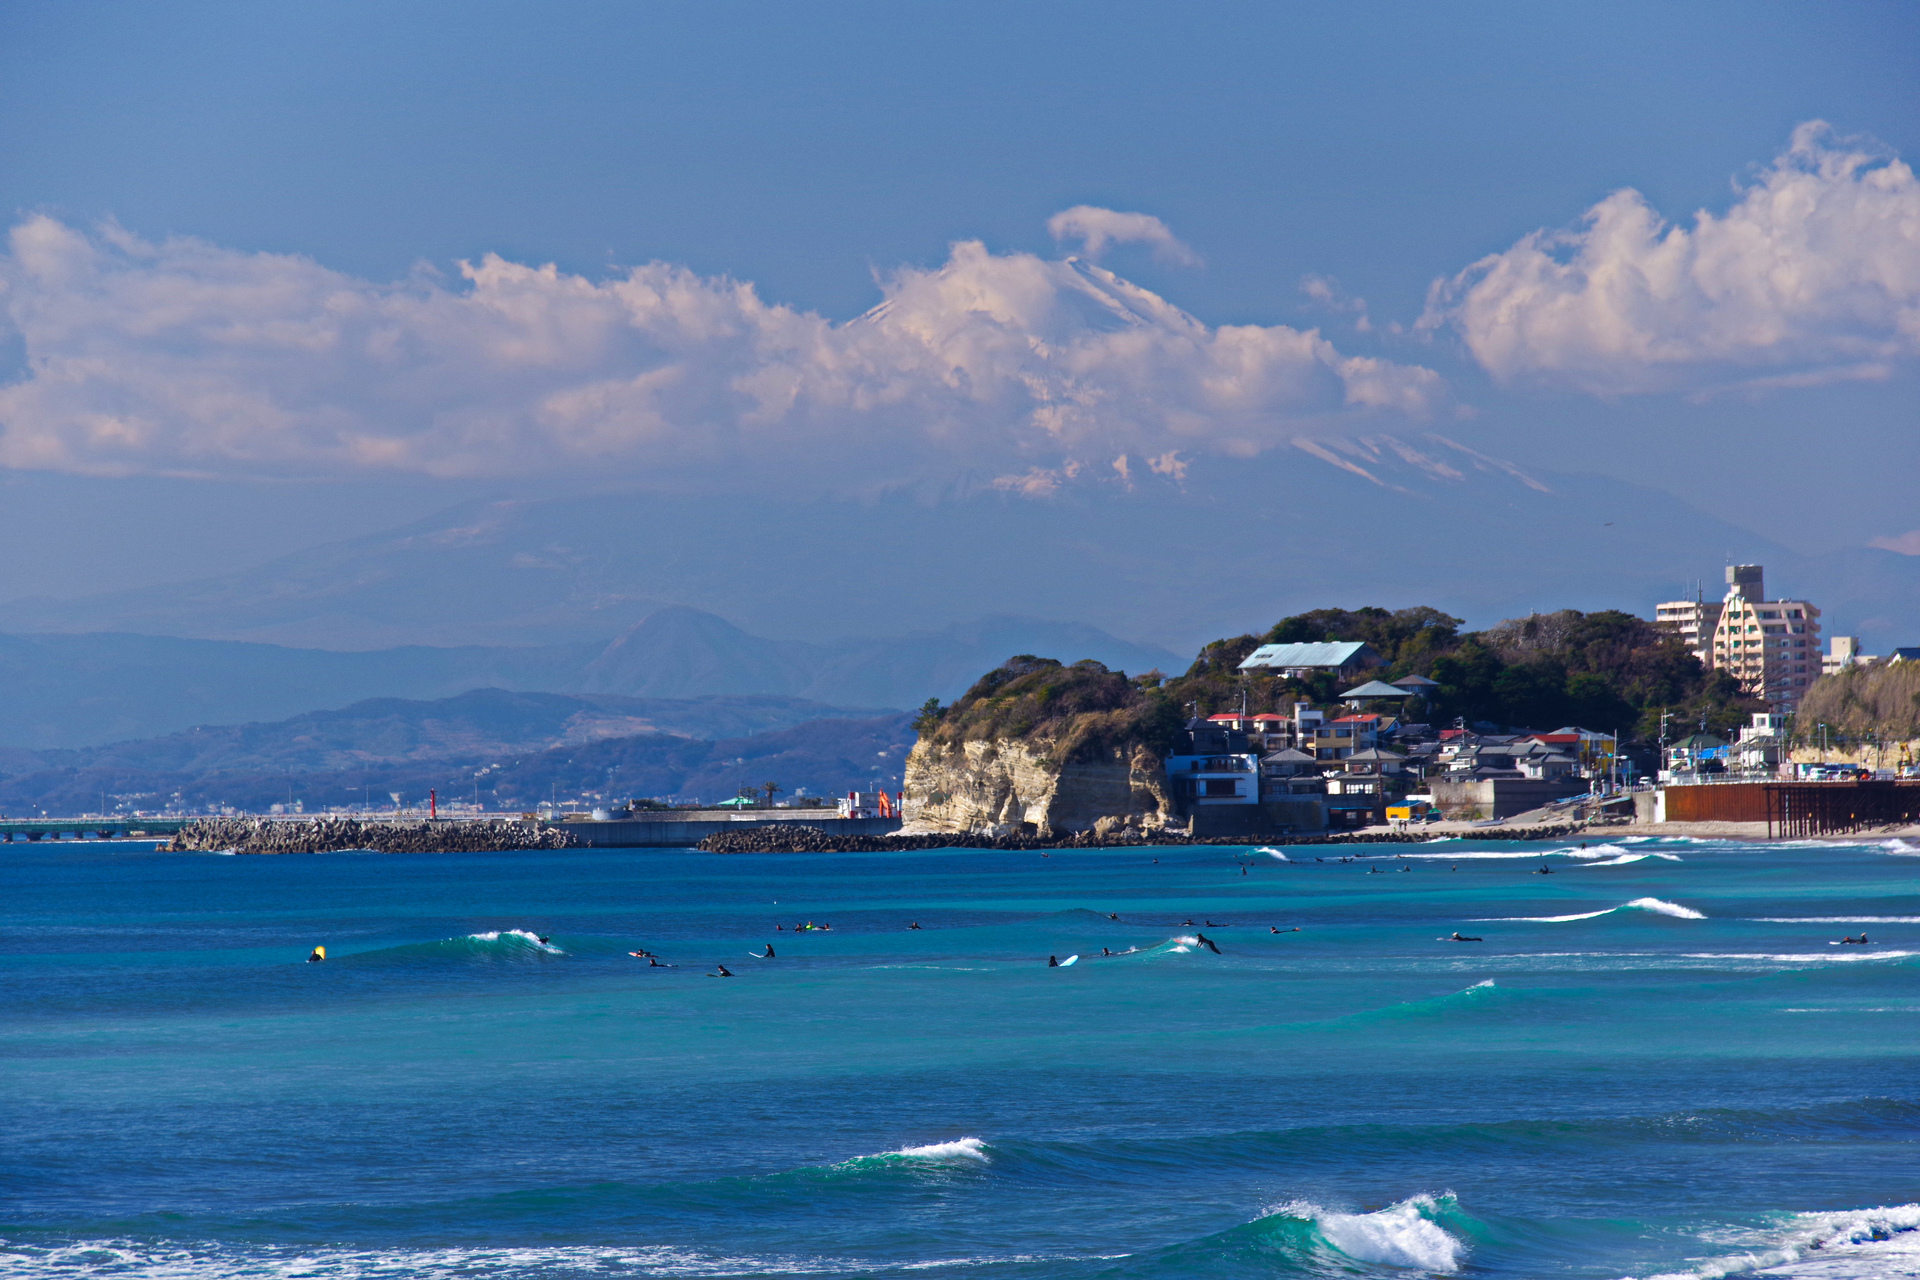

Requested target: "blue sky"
[{"left": 1, "top": 0, "right": 1917, "bottom": 602}]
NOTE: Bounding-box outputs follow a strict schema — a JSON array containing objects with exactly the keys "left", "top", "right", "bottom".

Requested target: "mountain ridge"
[{"left": 8, "top": 439, "right": 1911, "bottom": 658}]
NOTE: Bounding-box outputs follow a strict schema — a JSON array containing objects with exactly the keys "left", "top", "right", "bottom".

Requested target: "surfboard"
[{"left": 1059, "top": 954, "right": 1079, "bottom": 966}]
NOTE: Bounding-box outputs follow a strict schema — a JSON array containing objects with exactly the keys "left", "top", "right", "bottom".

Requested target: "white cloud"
[
  {"left": 1046, "top": 205, "right": 1201, "bottom": 266},
  {"left": 1421, "top": 123, "right": 1920, "bottom": 394},
  {"left": 0, "top": 215, "right": 1443, "bottom": 488}
]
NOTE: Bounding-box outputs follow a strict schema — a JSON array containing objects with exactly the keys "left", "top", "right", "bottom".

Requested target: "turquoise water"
[{"left": 3, "top": 836, "right": 1918, "bottom": 1279}]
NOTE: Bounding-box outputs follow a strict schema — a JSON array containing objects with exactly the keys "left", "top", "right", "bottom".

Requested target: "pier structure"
[{"left": 0, "top": 818, "right": 188, "bottom": 841}]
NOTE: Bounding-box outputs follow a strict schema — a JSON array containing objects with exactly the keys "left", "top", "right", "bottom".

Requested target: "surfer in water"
[
  {"left": 909, "top": 922, "right": 922, "bottom": 930},
  {"left": 709, "top": 964, "right": 735, "bottom": 977},
  {"left": 758, "top": 944, "right": 776, "bottom": 958},
  {"left": 1449, "top": 932, "right": 1482, "bottom": 942},
  {"left": 536, "top": 936, "right": 552, "bottom": 945},
  {"left": 628, "top": 948, "right": 653, "bottom": 959},
  {"left": 648, "top": 957, "right": 667, "bottom": 967},
  {"left": 307, "top": 945, "right": 326, "bottom": 963},
  {"left": 1534, "top": 865, "right": 1554, "bottom": 875},
  {"left": 1841, "top": 934, "right": 1870, "bottom": 945},
  {"left": 1194, "top": 933, "right": 1221, "bottom": 954},
  {"left": 1047, "top": 955, "right": 1059, "bottom": 967},
  {"left": 1107, "top": 912, "right": 1119, "bottom": 921}
]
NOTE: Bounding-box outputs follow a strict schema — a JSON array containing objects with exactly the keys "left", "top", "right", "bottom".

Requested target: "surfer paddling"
[{"left": 1448, "top": 932, "right": 1482, "bottom": 942}]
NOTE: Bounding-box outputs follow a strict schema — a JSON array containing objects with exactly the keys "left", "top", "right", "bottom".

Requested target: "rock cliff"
[
  {"left": 898, "top": 654, "right": 1194, "bottom": 836},
  {"left": 903, "top": 737, "right": 1175, "bottom": 836}
]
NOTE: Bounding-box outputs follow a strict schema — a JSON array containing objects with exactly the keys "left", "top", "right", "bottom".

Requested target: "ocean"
[{"left": 3, "top": 835, "right": 1917, "bottom": 1279}]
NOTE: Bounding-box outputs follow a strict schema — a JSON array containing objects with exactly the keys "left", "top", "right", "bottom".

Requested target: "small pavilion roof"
[{"left": 1340, "top": 679, "right": 1417, "bottom": 699}]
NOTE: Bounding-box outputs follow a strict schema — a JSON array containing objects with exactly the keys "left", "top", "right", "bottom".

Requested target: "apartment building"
[
  {"left": 1659, "top": 566, "right": 1822, "bottom": 711},
  {"left": 1654, "top": 596, "right": 1723, "bottom": 665},
  {"left": 1705, "top": 565, "right": 1821, "bottom": 713}
]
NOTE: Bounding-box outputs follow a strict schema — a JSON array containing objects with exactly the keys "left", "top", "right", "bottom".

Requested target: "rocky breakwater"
[
  {"left": 901, "top": 655, "right": 1185, "bottom": 838},
  {"left": 700, "top": 821, "right": 1587, "bottom": 853},
  {"left": 167, "top": 817, "right": 579, "bottom": 855}
]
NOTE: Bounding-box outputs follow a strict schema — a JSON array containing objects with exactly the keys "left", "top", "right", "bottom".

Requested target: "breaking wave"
[
  {"left": 335, "top": 929, "right": 565, "bottom": 965},
  {"left": 1477, "top": 897, "right": 1705, "bottom": 922},
  {"left": 0, "top": 1241, "right": 852, "bottom": 1280},
  {"left": 1233, "top": 1194, "right": 1470, "bottom": 1273},
  {"left": 1639, "top": 1203, "right": 1920, "bottom": 1280},
  {"left": 883, "top": 1138, "right": 989, "bottom": 1162}
]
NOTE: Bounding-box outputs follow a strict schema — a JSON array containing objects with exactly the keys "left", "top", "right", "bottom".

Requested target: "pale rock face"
[{"left": 902, "top": 737, "right": 1175, "bottom": 835}]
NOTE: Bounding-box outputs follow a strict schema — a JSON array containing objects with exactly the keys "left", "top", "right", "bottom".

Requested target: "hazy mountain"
[
  {"left": 24, "top": 688, "right": 885, "bottom": 775},
  {"left": 0, "top": 631, "right": 590, "bottom": 750},
  {"left": 10, "top": 436, "right": 1915, "bottom": 659},
  {"left": 0, "top": 612, "right": 1178, "bottom": 748},
  {"left": 0, "top": 688, "right": 914, "bottom": 814}
]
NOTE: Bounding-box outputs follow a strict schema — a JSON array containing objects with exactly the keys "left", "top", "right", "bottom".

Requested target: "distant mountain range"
[
  {"left": 0, "top": 688, "right": 916, "bottom": 814},
  {"left": 5, "top": 436, "right": 1915, "bottom": 754},
  {"left": 8, "top": 437, "right": 1914, "bottom": 659},
  {"left": 0, "top": 611, "right": 1178, "bottom": 749}
]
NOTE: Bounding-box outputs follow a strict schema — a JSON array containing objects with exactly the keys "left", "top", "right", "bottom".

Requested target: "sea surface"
[{"left": 3, "top": 835, "right": 1918, "bottom": 1280}]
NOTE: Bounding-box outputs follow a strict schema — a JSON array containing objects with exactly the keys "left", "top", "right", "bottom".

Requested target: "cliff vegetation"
[
  {"left": 1797, "top": 662, "right": 1920, "bottom": 745},
  {"left": 915, "top": 604, "right": 1757, "bottom": 757}
]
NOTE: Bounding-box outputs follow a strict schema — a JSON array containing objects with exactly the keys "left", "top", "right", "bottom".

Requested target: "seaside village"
[{"left": 1146, "top": 563, "right": 1918, "bottom": 834}]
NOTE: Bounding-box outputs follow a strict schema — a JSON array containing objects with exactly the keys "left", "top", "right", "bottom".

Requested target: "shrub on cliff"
[
  {"left": 1798, "top": 662, "right": 1920, "bottom": 744},
  {"left": 916, "top": 656, "right": 1185, "bottom": 762}
]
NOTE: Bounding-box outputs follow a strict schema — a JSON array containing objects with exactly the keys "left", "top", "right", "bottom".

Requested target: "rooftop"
[{"left": 1238, "top": 641, "right": 1378, "bottom": 671}]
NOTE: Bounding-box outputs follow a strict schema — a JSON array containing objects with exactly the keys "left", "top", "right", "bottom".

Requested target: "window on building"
[{"left": 1203, "top": 779, "right": 1239, "bottom": 797}]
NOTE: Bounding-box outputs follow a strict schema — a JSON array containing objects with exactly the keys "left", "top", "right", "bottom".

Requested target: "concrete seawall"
[{"left": 561, "top": 814, "right": 905, "bottom": 847}]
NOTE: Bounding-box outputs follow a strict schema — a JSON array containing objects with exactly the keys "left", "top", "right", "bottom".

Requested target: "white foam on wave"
[
  {"left": 1639, "top": 1203, "right": 1920, "bottom": 1280},
  {"left": 887, "top": 1137, "right": 989, "bottom": 1161},
  {"left": 1626, "top": 897, "right": 1706, "bottom": 919},
  {"left": 1267, "top": 1194, "right": 1465, "bottom": 1272},
  {"left": 1880, "top": 839, "right": 1920, "bottom": 856},
  {"left": 1751, "top": 917, "right": 1920, "bottom": 924},
  {"left": 469, "top": 929, "right": 563, "bottom": 954},
  {"left": 0, "top": 1241, "right": 853, "bottom": 1280},
  {"left": 1403, "top": 849, "right": 1573, "bottom": 860},
  {"left": 1684, "top": 951, "right": 1918, "bottom": 964},
  {"left": 1482, "top": 908, "right": 1619, "bottom": 922},
  {"left": 1256, "top": 846, "right": 1290, "bottom": 860},
  {"left": 1476, "top": 897, "right": 1704, "bottom": 922}
]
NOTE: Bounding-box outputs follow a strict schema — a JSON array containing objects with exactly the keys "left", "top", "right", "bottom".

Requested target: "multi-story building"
[
  {"left": 1704, "top": 565, "right": 1821, "bottom": 713},
  {"left": 1654, "top": 595, "right": 1724, "bottom": 666},
  {"left": 1660, "top": 566, "right": 1822, "bottom": 711},
  {"left": 1822, "top": 636, "right": 1879, "bottom": 676},
  {"left": 1164, "top": 718, "right": 1260, "bottom": 806}
]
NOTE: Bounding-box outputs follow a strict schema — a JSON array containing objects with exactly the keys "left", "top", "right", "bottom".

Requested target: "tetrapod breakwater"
[{"left": 166, "top": 817, "right": 580, "bottom": 855}]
